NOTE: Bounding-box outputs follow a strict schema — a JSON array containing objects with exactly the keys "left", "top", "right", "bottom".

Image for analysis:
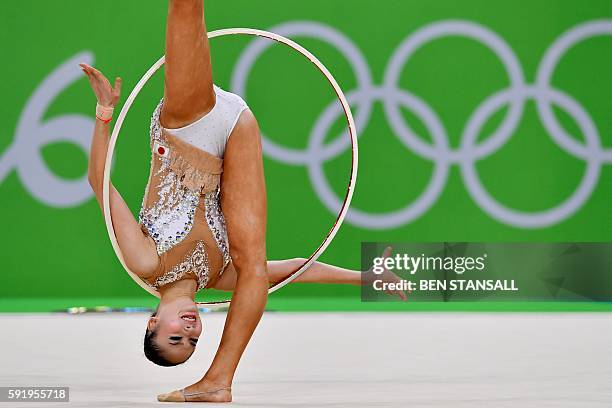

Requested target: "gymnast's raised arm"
[{"left": 81, "top": 64, "right": 160, "bottom": 280}]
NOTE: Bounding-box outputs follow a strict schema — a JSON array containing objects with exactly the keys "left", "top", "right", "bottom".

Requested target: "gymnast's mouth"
[{"left": 180, "top": 312, "right": 197, "bottom": 322}]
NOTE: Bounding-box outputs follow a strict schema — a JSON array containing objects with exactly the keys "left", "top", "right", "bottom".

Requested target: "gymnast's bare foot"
[{"left": 157, "top": 379, "right": 232, "bottom": 403}]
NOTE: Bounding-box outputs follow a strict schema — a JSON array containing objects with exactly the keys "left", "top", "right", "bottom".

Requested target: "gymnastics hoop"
[{"left": 102, "top": 28, "right": 358, "bottom": 308}]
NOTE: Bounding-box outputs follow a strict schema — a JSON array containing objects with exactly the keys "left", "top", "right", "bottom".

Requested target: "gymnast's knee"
[{"left": 231, "top": 254, "right": 268, "bottom": 280}]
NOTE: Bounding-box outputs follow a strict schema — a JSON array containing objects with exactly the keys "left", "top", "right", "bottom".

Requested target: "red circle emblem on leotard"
[{"left": 157, "top": 146, "right": 165, "bottom": 155}]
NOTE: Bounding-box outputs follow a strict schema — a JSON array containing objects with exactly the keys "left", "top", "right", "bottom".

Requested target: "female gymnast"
[{"left": 83, "top": 0, "right": 406, "bottom": 402}]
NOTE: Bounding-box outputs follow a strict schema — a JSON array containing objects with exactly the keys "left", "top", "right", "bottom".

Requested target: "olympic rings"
[
  {"left": 232, "top": 20, "right": 612, "bottom": 229},
  {"left": 102, "top": 28, "right": 358, "bottom": 307}
]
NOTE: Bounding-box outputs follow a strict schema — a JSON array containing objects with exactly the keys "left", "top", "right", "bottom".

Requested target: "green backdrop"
[{"left": 1, "top": 1, "right": 611, "bottom": 311}]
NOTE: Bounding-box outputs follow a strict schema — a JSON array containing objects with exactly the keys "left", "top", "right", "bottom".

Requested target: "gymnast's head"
[{"left": 143, "top": 298, "right": 202, "bottom": 366}]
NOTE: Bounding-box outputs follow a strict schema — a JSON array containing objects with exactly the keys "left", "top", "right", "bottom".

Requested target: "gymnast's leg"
[
  {"left": 209, "top": 108, "right": 269, "bottom": 381},
  {"left": 160, "top": 0, "right": 215, "bottom": 129},
  {"left": 161, "top": 110, "right": 270, "bottom": 402},
  {"left": 157, "top": 113, "right": 268, "bottom": 404},
  {"left": 156, "top": 0, "right": 268, "bottom": 403}
]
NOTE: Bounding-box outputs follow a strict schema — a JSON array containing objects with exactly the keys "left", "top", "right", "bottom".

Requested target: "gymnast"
[{"left": 83, "top": 0, "right": 406, "bottom": 402}]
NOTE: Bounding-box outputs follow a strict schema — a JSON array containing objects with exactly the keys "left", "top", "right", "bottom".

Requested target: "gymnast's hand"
[
  {"left": 363, "top": 246, "right": 410, "bottom": 301},
  {"left": 79, "top": 63, "right": 122, "bottom": 107}
]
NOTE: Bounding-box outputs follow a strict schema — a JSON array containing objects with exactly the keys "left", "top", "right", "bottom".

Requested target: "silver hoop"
[{"left": 102, "top": 28, "right": 358, "bottom": 308}]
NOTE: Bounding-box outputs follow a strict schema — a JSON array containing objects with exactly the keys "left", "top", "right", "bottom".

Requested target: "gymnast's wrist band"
[{"left": 96, "top": 102, "right": 114, "bottom": 123}]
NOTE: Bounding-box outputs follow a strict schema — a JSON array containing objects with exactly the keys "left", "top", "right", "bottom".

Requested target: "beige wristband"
[{"left": 96, "top": 102, "right": 114, "bottom": 123}]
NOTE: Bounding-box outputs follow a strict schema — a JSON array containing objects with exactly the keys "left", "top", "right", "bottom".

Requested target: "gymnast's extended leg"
[{"left": 159, "top": 0, "right": 215, "bottom": 129}]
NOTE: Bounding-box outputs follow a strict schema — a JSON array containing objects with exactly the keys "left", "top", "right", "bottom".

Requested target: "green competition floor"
[{"left": 1, "top": 297, "right": 612, "bottom": 312}]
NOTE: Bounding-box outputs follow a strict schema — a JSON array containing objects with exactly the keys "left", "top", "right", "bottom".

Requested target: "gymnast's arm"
[
  {"left": 211, "top": 259, "right": 363, "bottom": 290},
  {"left": 211, "top": 247, "right": 409, "bottom": 300},
  {"left": 81, "top": 64, "right": 159, "bottom": 278}
]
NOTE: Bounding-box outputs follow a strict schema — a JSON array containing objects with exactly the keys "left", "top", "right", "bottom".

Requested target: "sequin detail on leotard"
[
  {"left": 138, "top": 101, "right": 200, "bottom": 255},
  {"left": 152, "top": 240, "right": 210, "bottom": 289},
  {"left": 139, "top": 172, "right": 199, "bottom": 255},
  {"left": 205, "top": 187, "right": 231, "bottom": 274},
  {"left": 138, "top": 98, "right": 234, "bottom": 290}
]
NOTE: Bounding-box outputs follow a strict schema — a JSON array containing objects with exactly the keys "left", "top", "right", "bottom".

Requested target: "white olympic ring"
[
  {"left": 0, "top": 52, "right": 102, "bottom": 207},
  {"left": 103, "top": 28, "right": 358, "bottom": 307},
  {"left": 231, "top": 19, "right": 612, "bottom": 229},
  {"left": 2, "top": 19, "right": 610, "bottom": 230}
]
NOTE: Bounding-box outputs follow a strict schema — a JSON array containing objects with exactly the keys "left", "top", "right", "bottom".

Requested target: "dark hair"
[
  {"left": 143, "top": 328, "right": 180, "bottom": 367},
  {"left": 143, "top": 309, "right": 189, "bottom": 367}
]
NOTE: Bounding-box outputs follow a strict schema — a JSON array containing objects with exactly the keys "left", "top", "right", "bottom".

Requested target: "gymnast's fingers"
[
  {"left": 382, "top": 246, "right": 393, "bottom": 259},
  {"left": 88, "top": 64, "right": 103, "bottom": 76},
  {"left": 112, "top": 77, "right": 122, "bottom": 106},
  {"left": 78, "top": 62, "right": 91, "bottom": 73},
  {"left": 79, "top": 64, "right": 92, "bottom": 79},
  {"left": 80, "top": 65, "right": 99, "bottom": 97},
  {"left": 82, "top": 64, "right": 108, "bottom": 86},
  {"left": 91, "top": 69, "right": 108, "bottom": 86},
  {"left": 81, "top": 64, "right": 101, "bottom": 82}
]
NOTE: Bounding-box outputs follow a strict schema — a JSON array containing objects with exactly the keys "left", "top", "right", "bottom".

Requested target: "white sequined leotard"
[
  {"left": 137, "top": 85, "right": 249, "bottom": 291},
  {"left": 163, "top": 85, "right": 248, "bottom": 157}
]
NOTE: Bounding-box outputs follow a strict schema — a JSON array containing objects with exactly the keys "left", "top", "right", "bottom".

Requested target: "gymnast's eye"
[
  {"left": 169, "top": 336, "right": 182, "bottom": 342},
  {"left": 190, "top": 338, "right": 198, "bottom": 346}
]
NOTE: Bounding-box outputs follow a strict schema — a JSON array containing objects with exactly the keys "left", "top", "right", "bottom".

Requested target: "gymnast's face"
[{"left": 147, "top": 300, "right": 202, "bottom": 364}]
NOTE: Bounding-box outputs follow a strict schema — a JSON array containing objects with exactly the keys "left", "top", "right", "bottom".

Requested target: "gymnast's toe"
[{"left": 157, "top": 390, "right": 186, "bottom": 402}]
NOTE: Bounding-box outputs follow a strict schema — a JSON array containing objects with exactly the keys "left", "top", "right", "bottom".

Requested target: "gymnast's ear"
[{"left": 147, "top": 316, "right": 158, "bottom": 331}]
